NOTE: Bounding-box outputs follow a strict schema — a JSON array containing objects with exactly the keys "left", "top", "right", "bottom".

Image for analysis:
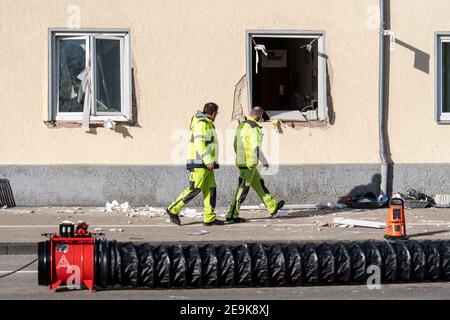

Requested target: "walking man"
[
  {"left": 166, "top": 103, "right": 225, "bottom": 226},
  {"left": 227, "top": 106, "right": 285, "bottom": 223}
]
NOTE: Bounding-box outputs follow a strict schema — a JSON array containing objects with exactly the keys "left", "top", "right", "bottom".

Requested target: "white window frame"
[
  {"left": 48, "top": 29, "right": 132, "bottom": 122},
  {"left": 246, "top": 30, "right": 328, "bottom": 121},
  {"left": 436, "top": 32, "right": 450, "bottom": 123}
]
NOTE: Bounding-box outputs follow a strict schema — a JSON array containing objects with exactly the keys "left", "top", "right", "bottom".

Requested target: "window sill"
[
  {"left": 262, "top": 120, "right": 328, "bottom": 128},
  {"left": 438, "top": 114, "right": 450, "bottom": 124},
  {"left": 45, "top": 118, "right": 133, "bottom": 129},
  {"left": 55, "top": 115, "right": 130, "bottom": 122}
]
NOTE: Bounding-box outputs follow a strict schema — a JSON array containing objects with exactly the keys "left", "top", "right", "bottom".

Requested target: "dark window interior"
[
  {"left": 251, "top": 37, "right": 319, "bottom": 120},
  {"left": 443, "top": 42, "right": 450, "bottom": 113}
]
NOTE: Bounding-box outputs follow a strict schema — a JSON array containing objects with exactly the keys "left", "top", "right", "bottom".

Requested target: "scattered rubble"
[
  {"left": 4, "top": 209, "right": 34, "bottom": 215},
  {"left": 109, "top": 228, "right": 125, "bottom": 232},
  {"left": 333, "top": 203, "right": 348, "bottom": 209},
  {"left": 393, "top": 189, "right": 432, "bottom": 208},
  {"left": 434, "top": 194, "right": 450, "bottom": 208},
  {"left": 139, "top": 206, "right": 166, "bottom": 218},
  {"left": 180, "top": 208, "right": 203, "bottom": 218},
  {"left": 343, "top": 192, "right": 388, "bottom": 209},
  {"left": 333, "top": 218, "right": 385, "bottom": 229},
  {"left": 314, "top": 217, "right": 385, "bottom": 230},
  {"left": 241, "top": 203, "right": 326, "bottom": 211},
  {"left": 104, "top": 201, "right": 167, "bottom": 218},
  {"left": 94, "top": 228, "right": 104, "bottom": 232},
  {"left": 187, "top": 230, "right": 209, "bottom": 236},
  {"left": 316, "top": 221, "right": 334, "bottom": 228},
  {"left": 337, "top": 224, "right": 354, "bottom": 228}
]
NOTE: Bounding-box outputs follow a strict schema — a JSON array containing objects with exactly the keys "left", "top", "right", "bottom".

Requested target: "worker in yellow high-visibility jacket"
[
  {"left": 166, "top": 103, "right": 225, "bottom": 226},
  {"left": 227, "top": 106, "right": 285, "bottom": 223}
]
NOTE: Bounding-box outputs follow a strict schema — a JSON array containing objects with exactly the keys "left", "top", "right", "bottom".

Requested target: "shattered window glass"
[
  {"left": 96, "top": 39, "right": 122, "bottom": 113},
  {"left": 58, "top": 39, "right": 86, "bottom": 112}
]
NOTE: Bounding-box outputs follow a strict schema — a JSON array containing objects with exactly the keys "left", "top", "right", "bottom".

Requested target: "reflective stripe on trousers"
[{"left": 168, "top": 168, "right": 217, "bottom": 223}]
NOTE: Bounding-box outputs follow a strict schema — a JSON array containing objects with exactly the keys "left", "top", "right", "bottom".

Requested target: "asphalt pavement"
[
  {"left": 1, "top": 255, "right": 450, "bottom": 300},
  {"left": 1, "top": 206, "right": 450, "bottom": 299}
]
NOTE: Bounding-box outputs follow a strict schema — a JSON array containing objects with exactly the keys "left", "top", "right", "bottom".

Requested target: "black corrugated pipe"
[
  {"left": 39, "top": 240, "right": 450, "bottom": 289},
  {"left": 379, "top": 0, "right": 389, "bottom": 197}
]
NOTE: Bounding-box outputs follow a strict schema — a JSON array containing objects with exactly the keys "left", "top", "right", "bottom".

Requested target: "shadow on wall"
[
  {"left": 395, "top": 39, "right": 430, "bottom": 74},
  {"left": 337, "top": 174, "right": 381, "bottom": 204},
  {"left": 0, "top": 179, "right": 16, "bottom": 208},
  {"left": 114, "top": 125, "right": 134, "bottom": 139}
]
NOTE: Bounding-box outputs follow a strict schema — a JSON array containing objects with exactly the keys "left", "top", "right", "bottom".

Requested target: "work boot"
[
  {"left": 203, "top": 219, "right": 225, "bottom": 226},
  {"left": 226, "top": 217, "right": 248, "bottom": 223},
  {"left": 270, "top": 200, "right": 286, "bottom": 219},
  {"left": 166, "top": 208, "right": 181, "bottom": 226}
]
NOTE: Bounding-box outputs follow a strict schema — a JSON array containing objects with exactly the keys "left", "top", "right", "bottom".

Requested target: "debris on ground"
[
  {"left": 119, "top": 202, "right": 131, "bottom": 212},
  {"left": 104, "top": 201, "right": 166, "bottom": 218},
  {"left": 240, "top": 203, "right": 326, "bottom": 211},
  {"left": 5, "top": 209, "right": 34, "bottom": 214},
  {"left": 105, "top": 200, "right": 120, "bottom": 212},
  {"left": 332, "top": 203, "right": 348, "bottom": 209},
  {"left": 139, "top": 206, "right": 166, "bottom": 218},
  {"left": 186, "top": 230, "right": 209, "bottom": 236},
  {"left": 315, "top": 221, "right": 334, "bottom": 231},
  {"left": 434, "top": 194, "right": 450, "bottom": 208},
  {"left": 343, "top": 192, "right": 388, "bottom": 209},
  {"left": 109, "top": 228, "right": 125, "bottom": 232},
  {"left": 337, "top": 224, "right": 354, "bottom": 228},
  {"left": 180, "top": 208, "right": 203, "bottom": 218},
  {"left": 2, "top": 205, "right": 7, "bottom": 209},
  {"left": 333, "top": 218, "right": 385, "bottom": 229},
  {"left": 314, "top": 217, "right": 385, "bottom": 230},
  {"left": 94, "top": 228, "right": 104, "bottom": 232},
  {"left": 393, "top": 189, "right": 432, "bottom": 208}
]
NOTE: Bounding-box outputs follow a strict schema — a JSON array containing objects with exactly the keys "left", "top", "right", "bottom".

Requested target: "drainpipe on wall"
[{"left": 379, "top": 0, "right": 389, "bottom": 197}]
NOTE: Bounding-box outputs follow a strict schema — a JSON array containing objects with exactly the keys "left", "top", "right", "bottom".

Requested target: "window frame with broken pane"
[
  {"left": 48, "top": 29, "right": 132, "bottom": 122},
  {"left": 246, "top": 30, "right": 328, "bottom": 123}
]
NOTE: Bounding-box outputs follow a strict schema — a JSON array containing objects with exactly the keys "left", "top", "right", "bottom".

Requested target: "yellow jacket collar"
[{"left": 246, "top": 116, "right": 262, "bottom": 128}]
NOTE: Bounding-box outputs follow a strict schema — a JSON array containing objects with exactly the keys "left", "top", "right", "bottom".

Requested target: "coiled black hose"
[{"left": 90, "top": 240, "right": 450, "bottom": 289}]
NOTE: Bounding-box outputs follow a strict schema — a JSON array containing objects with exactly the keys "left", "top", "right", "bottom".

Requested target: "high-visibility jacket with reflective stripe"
[
  {"left": 234, "top": 116, "right": 262, "bottom": 169},
  {"left": 186, "top": 112, "right": 219, "bottom": 171}
]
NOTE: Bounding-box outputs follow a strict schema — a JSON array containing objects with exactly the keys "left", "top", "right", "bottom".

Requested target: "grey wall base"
[{"left": 0, "top": 164, "right": 449, "bottom": 207}]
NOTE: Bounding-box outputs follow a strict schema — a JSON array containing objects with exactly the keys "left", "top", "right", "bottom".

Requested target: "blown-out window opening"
[{"left": 247, "top": 30, "right": 328, "bottom": 123}]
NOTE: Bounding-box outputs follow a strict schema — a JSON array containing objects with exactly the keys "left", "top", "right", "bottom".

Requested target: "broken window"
[
  {"left": 437, "top": 33, "right": 450, "bottom": 122},
  {"left": 49, "top": 30, "right": 131, "bottom": 121},
  {"left": 247, "top": 31, "right": 328, "bottom": 122}
]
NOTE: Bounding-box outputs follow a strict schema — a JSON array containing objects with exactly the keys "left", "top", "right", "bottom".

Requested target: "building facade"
[{"left": 1, "top": 0, "right": 450, "bottom": 206}]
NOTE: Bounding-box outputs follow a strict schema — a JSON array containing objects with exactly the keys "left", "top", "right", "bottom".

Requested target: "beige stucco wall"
[
  {"left": 388, "top": 0, "right": 450, "bottom": 163},
  {"left": 0, "top": 0, "right": 448, "bottom": 166}
]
